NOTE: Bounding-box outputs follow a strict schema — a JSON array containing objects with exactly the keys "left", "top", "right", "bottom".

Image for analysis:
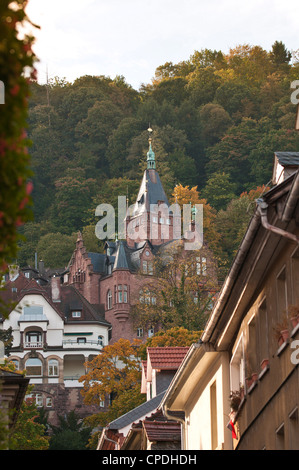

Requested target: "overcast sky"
[{"left": 26, "top": 0, "right": 299, "bottom": 90}]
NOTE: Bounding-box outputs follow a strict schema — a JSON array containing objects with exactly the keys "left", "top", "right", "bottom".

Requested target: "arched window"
[
  {"left": 107, "top": 289, "right": 112, "bottom": 309},
  {"left": 26, "top": 358, "right": 43, "bottom": 376},
  {"left": 98, "top": 335, "right": 104, "bottom": 347},
  {"left": 48, "top": 359, "right": 59, "bottom": 377}
]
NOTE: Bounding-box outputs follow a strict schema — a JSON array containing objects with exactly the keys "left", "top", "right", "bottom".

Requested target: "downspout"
[
  {"left": 281, "top": 171, "right": 299, "bottom": 222},
  {"left": 163, "top": 405, "right": 186, "bottom": 450},
  {"left": 256, "top": 199, "right": 299, "bottom": 244}
]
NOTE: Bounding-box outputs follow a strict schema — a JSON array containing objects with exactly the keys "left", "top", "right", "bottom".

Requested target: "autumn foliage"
[{"left": 79, "top": 338, "right": 145, "bottom": 430}]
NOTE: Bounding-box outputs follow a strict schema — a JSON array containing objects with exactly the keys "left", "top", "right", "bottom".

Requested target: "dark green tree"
[{"left": 49, "top": 410, "right": 92, "bottom": 450}]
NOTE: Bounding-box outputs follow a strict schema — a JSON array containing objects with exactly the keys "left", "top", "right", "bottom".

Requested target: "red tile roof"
[
  {"left": 147, "top": 347, "right": 189, "bottom": 370},
  {"left": 142, "top": 410, "right": 181, "bottom": 442}
]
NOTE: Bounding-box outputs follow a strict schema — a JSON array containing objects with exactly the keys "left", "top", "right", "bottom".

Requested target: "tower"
[{"left": 125, "top": 128, "right": 176, "bottom": 247}]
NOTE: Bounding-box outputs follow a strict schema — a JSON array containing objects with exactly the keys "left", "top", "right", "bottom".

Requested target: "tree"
[
  {"left": 199, "top": 103, "right": 232, "bottom": 146},
  {"left": 202, "top": 172, "right": 237, "bottom": 211},
  {"left": 9, "top": 392, "right": 49, "bottom": 450},
  {"left": 269, "top": 41, "right": 292, "bottom": 67},
  {"left": 49, "top": 410, "right": 91, "bottom": 450},
  {"left": 205, "top": 118, "right": 262, "bottom": 193},
  {"left": 139, "top": 327, "right": 202, "bottom": 360},
  {"left": 171, "top": 184, "right": 221, "bottom": 252},
  {"left": 51, "top": 169, "right": 97, "bottom": 234},
  {"left": 0, "top": 0, "right": 37, "bottom": 278},
  {"left": 79, "top": 338, "right": 144, "bottom": 432},
  {"left": 36, "top": 232, "right": 76, "bottom": 268},
  {"left": 131, "top": 241, "right": 218, "bottom": 332},
  {"left": 216, "top": 186, "right": 270, "bottom": 268}
]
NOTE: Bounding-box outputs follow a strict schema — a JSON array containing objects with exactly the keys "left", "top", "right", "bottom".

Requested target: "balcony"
[
  {"left": 62, "top": 339, "right": 103, "bottom": 349},
  {"left": 24, "top": 341, "right": 43, "bottom": 349}
]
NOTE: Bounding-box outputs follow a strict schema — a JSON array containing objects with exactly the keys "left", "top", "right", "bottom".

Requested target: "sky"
[{"left": 25, "top": 0, "right": 299, "bottom": 90}]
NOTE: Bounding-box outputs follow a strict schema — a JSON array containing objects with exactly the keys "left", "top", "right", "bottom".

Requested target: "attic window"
[{"left": 72, "top": 310, "right": 81, "bottom": 318}]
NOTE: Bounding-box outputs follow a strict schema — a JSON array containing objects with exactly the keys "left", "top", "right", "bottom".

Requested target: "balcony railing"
[
  {"left": 24, "top": 341, "right": 43, "bottom": 349},
  {"left": 62, "top": 340, "right": 103, "bottom": 348}
]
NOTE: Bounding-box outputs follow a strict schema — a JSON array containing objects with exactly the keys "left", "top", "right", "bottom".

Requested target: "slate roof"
[
  {"left": 0, "top": 272, "right": 109, "bottom": 326},
  {"left": 275, "top": 151, "right": 299, "bottom": 167},
  {"left": 87, "top": 252, "right": 107, "bottom": 273},
  {"left": 147, "top": 347, "right": 190, "bottom": 370},
  {"left": 113, "top": 241, "right": 129, "bottom": 271},
  {"left": 108, "top": 390, "right": 166, "bottom": 431},
  {"left": 132, "top": 169, "right": 169, "bottom": 218}
]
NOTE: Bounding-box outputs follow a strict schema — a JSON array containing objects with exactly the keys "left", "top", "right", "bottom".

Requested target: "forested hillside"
[{"left": 17, "top": 41, "right": 299, "bottom": 276}]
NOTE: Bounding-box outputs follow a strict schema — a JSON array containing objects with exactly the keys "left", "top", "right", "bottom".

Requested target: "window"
[
  {"left": 11, "top": 359, "right": 19, "bottom": 370},
  {"left": 98, "top": 335, "right": 104, "bottom": 347},
  {"left": 210, "top": 381, "right": 218, "bottom": 450},
  {"left": 196, "top": 256, "right": 207, "bottom": 276},
  {"left": 26, "top": 358, "right": 42, "bottom": 376},
  {"left": 118, "top": 284, "right": 122, "bottom": 303},
  {"left": 148, "top": 262, "right": 153, "bottom": 275},
  {"left": 25, "top": 272, "right": 30, "bottom": 278},
  {"left": 230, "top": 335, "right": 245, "bottom": 393},
  {"left": 25, "top": 331, "right": 42, "bottom": 348},
  {"left": 48, "top": 359, "right": 58, "bottom": 377},
  {"left": 143, "top": 261, "right": 147, "bottom": 274},
  {"left": 257, "top": 298, "right": 268, "bottom": 367},
  {"left": 116, "top": 285, "right": 128, "bottom": 303},
  {"left": 289, "top": 407, "right": 299, "bottom": 450},
  {"left": 137, "top": 328, "right": 143, "bottom": 338},
  {"left": 148, "top": 328, "right": 154, "bottom": 337},
  {"left": 46, "top": 397, "right": 53, "bottom": 408},
  {"left": 26, "top": 393, "right": 43, "bottom": 407},
  {"left": 275, "top": 423, "right": 285, "bottom": 450},
  {"left": 77, "top": 337, "right": 86, "bottom": 344},
  {"left": 72, "top": 310, "right": 81, "bottom": 318},
  {"left": 107, "top": 290, "right": 112, "bottom": 309},
  {"left": 276, "top": 267, "right": 288, "bottom": 322},
  {"left": 123, "top": 285, "right": 128, "bottom": 303}
]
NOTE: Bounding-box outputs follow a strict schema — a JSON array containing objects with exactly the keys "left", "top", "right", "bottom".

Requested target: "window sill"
[
  {"left": 258, "top": 364, "right": 270, "bottom": 380},
  {"left": 276, "top": 339, "right": 289, "bottom": 357},
  {"left": 291, "top": 322, "right": 299, "bottom": 338}
]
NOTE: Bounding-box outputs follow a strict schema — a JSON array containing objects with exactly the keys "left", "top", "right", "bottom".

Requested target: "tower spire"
[{"left": 147, "top": 127, "right": 156, "bottom": 170}]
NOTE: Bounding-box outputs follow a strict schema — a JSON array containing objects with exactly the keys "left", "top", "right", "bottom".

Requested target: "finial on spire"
[{"left": 147, "top": 126, "right": 156, "bottom": 170}]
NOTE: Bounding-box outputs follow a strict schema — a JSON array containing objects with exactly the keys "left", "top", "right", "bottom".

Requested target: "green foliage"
[
  {"left": 0, "top": 1, "right": 37, "bottom": 272},
  {"left": 49, "top": 410, "right": 92, "bottom": 450},
  {"left": 15, "top": 40, "right": 298, "bottom": 282},
  {"left": 9, "top": 395, "right": 49, "bottom": 450},
  {"left": 36, "top": 232, "right": 77, "bottom": 268}
]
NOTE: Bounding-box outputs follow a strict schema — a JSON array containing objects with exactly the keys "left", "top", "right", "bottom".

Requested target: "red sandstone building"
[{"left": 66, "top": 133, "right": 209, "bottom": 344}]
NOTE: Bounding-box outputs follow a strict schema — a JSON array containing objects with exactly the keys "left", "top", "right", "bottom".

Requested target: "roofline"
[{"left": 201, "top": 170, "right": 299, "bottom": 344}]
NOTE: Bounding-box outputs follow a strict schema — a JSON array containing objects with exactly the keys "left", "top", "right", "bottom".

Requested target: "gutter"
[
  {"left": 281, "top": 171, "right": 299, "bottom": 222},
  {"left": 201, "top": 209, "right": 261, "bottom": 343},
  {"left": 97, "top": 426, "right": 119, "bottom": 450},
  {"left": 257, "top": 199, "right": 299, "bottom": 244},
  {"left": 202, "top": 187, "right": 299, "bottom": 343}
]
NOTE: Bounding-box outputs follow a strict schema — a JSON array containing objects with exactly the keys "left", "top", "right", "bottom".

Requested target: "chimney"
[
  {"left": 9, "top": 264, "right": 19, "bottom": 281},
  {"left": 38, "top": 259, "right": 45, "bottom": 274},
  {"left": 51, "top": 276, "right": 61, "bottom": 303}
]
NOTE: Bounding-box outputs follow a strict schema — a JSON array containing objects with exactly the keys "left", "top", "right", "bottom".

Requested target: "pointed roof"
[
  {"left": 147, "top": 127, "right": 156, "bottom": 170},
  {"left": 113, "top": 241, "right": 129, "bottom": 271}
]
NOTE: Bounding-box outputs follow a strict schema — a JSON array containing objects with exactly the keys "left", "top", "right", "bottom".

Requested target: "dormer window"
[{"left": 72, "top": 311, "right": 81, "bottom": 318}]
